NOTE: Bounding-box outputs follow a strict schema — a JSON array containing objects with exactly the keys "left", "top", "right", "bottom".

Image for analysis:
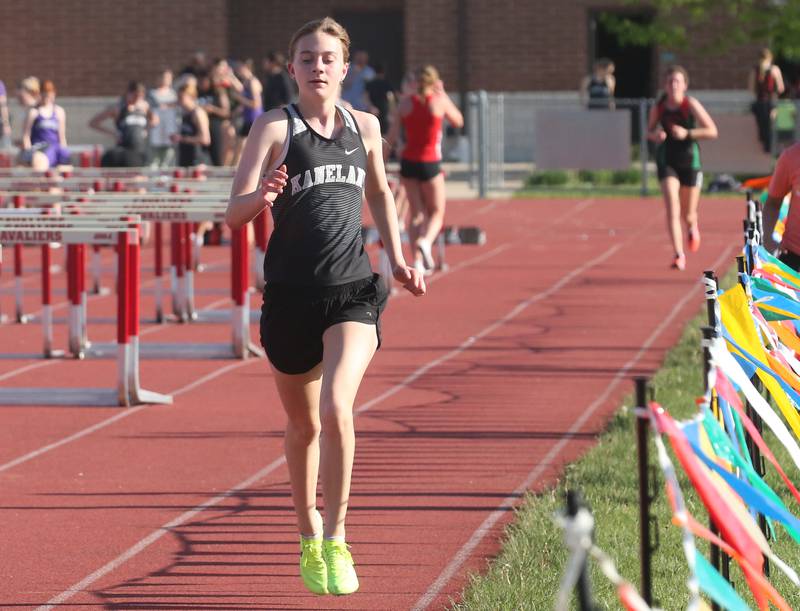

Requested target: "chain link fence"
[{"left": 464, "top": 91, "right": 800, "bottom": 196}]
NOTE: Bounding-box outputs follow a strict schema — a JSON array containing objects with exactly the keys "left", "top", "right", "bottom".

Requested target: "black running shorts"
[
  {"left": 238, "top": 120, "right": 254, "bottom": 137},
  {"left": 657, "top": 163, "right": 703, "bottom": 188},
  {"left": 259, "top": 273, "right": 389, "bottom": 374},
  {"left": 400, "top": 159, "right": 441, "bottom": 181}
]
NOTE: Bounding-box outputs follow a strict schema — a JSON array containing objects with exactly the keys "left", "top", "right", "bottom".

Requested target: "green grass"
[
  {"left": 449, "top": 268, "right": 800, "bottom": 610},
  {"left": 513, "top": 169, "right": 746, "bottom": 199}
]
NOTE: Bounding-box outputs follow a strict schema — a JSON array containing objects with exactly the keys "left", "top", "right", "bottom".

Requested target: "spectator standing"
[
  {"left": 91, "top": 81, "right": 156, "bottom": 167},
  {"left": 21, "top": 80, "right": 70, "bottom": 170},
  {"left": 14, "top": 77, "right": 41, "bottom": 153},
  {"left": 172, "top": 81, "right": 211, "bottom": 167},
  {"left": 148, "top": 68, "right": 178, "bottom": 167},
  {"left": 365, "top": 62, "right": 395, "bottom": 135},
  {"left": 197, "top": 68, "right": 231, "bottom": 166},
  {"left": 749, "top": 48, "right": 785, "bottom": 153},
  {"left": 580, "top": 58, "right": 616, "bottom": 110},
  {"left": 341, "top": 49, "right": 374, "bottom": 111},
  {"left": 0, "top": 79, "right": 10, "bottom": 150},
  {"left": 180, "top": 51, "right": 209, "bottom": 78},
  {"left": 261, "top": 51, "right": 295, "bottom": 111},
  {"left": 230, "top": 59, "right": 263, "bottom": 164}
]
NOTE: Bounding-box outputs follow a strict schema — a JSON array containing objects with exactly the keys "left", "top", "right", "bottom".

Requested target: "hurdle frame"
[{"left": 0, "top": 223, "right": 171, "bottom": 406}]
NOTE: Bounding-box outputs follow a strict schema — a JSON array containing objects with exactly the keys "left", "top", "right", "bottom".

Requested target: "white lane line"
[
  {"left": 0, "top": 359, "right": 258, "bottom": 476},
  {"left": 363, "top": 241, "right": 623, "bottom": 413},
  {"left": 391, "top": 244, "right": 513, "bottom": 302},
  {"left": 0, "top": 360, "right": 55, "bottom": 382},
  {"left": 35, "top": 239, "right": 625, "bottom": 609},
  {"left": 392, "top": 197, "right": 594, "bottom": 300},
  {"left": 0, "top": 238, "right": 501, "bottom": 473},
  {"left": 0, "top": 235, "right": 503, "bottom": 473},
  {"left": 35, "top": 454, "right": 286, "bottom": 611},
  {"left": 410, "top": 243, "right": 738, "bottom": 611}
]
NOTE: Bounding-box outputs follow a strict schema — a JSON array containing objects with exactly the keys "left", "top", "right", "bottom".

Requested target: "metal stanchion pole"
[
  {"left": 635, "top": 377, "right": 653, "bottom": 605},
  {"left": 478, "top": 90, "right": 488, "bottom": 199},
  {"left": 639, "top": 98, "right": 649, "bottom": 197}
]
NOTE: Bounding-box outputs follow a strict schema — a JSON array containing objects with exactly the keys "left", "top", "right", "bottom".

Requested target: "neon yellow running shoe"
[
  {"left": 300, "top": 536, "right": 328, "bottom": 595},
  {"left": 323, "top": 539, "right": 359, "bottom": 595}
]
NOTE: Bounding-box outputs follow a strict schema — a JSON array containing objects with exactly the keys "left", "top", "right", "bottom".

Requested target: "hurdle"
[
  {"left": 0, "top": 211, "right": 145, "bottom": 358},
  {"left": 5, "top": 192, "right": 231, "bottom": 324},
  {"left": 63, "top": 201, "right": 229, "bottom": 324},
  {"left": 3, "top": 191, "right": 260, "bottom": 359},
  {"left": 57, "top": 202, "right": 259, "bottom": 360},
  {"left": 361, "top": 224, "right": 487, "bottom": 271},
  {"left": 0, "top": 221, "right": 171, "bottom": 406}
]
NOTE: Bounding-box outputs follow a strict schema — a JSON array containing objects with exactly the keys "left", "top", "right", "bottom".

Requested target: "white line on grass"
[
  {"left": 410, "top": 243, "right": 738, "bottom": 610},
  {"left": 35, "top": 239, "right": 624, "bottom": 610}
]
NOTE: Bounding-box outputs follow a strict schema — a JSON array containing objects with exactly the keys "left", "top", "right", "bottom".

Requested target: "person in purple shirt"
[
  {"left": 0, "top": 80, "right": 10, "bottom": 150},
  {"left": 21, "top": 79, "right": 70, "bottom": 170},
  {"left": 230, "top": 59, "right": 263, "bottom": 165}
]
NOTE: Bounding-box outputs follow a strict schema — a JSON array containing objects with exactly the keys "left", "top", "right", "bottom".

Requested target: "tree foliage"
[{"left": 600, "top": 0, "right": 800, "bottom": 60}]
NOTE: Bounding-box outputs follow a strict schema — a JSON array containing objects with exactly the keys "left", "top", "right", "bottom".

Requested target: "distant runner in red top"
[{"left": 387, "top": 65, "right": 463, "bottom": 274}]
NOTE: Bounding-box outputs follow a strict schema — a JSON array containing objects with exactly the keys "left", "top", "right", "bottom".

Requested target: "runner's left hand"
[{"left": 393, "top": 264, "right": 426, "bottom": 296}]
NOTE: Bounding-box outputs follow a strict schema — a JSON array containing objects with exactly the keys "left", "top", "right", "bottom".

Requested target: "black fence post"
[{"left": 635, "top": 377, "right": 653, "bottom": 605}]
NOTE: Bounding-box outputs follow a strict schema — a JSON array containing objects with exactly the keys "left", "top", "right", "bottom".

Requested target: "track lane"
[{"left": 0, "top": 197, "right": 742, "bottom": 609}]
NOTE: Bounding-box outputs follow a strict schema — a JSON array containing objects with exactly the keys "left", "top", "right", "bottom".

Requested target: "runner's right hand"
[{"left": 261, "top": 164, "right": 288, "bottom": 207}]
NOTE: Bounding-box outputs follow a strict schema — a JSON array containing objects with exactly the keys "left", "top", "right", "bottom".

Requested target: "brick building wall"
[
  {"left": 0, "top": 0, "right": 765, "bottom": 96},
  {"left": 0, "top": 0, "right": 228, "bottom": 95}
]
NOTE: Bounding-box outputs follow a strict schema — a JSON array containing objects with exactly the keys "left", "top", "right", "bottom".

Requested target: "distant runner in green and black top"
[{"left": 647, "top": 65, "right": 717, "bottom": 271}]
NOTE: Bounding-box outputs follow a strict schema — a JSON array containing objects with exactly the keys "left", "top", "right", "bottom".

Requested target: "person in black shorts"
[
  {"left": 647, "top": 65, "right": 717, "bottom": 271},
  {"left": 749, "top": 48, "right": 785, "bottom": 153},
  {"left": 172, "top": 81, "right": 211, "bottom": 167},
  {"left": 90, "top": 81, "right": 156, "bottom": 167},
  {"left": 386, "top": 66, "right": 463, "bottom": 274},
  {"left": 226, "top": 16, "right": 425, "bottom": 597},
  {"left": 365, "top": 62, "right": 395, "bottom": 135}
]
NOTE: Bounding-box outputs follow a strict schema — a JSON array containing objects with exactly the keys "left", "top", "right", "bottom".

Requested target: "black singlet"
[
  {"left": 264, "top": 104, "right": 372, "bottom": 287},
  {"left": 587, "top": 76, "right": 611, "bottom": 109},
  {"left": 177, "top": 108, "right": 204, "bottom": 167},
  {"left": 755, "top": 65, "right": 777, "bottom": 102},
  {"left": 117, "top": 105, "right": 148, "bottom": 152},
  {"left": 654, "top": 94, "right": 700, "bottom": 171}
]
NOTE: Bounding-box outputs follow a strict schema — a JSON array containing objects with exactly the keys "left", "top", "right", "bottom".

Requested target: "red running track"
[{"left": 0, "top": 196, "right": 741, "bottom": 610}]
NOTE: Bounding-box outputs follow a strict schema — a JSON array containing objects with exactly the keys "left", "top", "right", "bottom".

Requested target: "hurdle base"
[
  {"left": 131, "top": 387, "right": 173, "bottom": 405},
  {"left": 85, "top": 341, "right": 257, "bottom": 360},
  {"left": 0, "top": 388, "right": 121, "bottom": 406},
  {"left": 193, "top": 309, "right": 260, "bottom": 324}
]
